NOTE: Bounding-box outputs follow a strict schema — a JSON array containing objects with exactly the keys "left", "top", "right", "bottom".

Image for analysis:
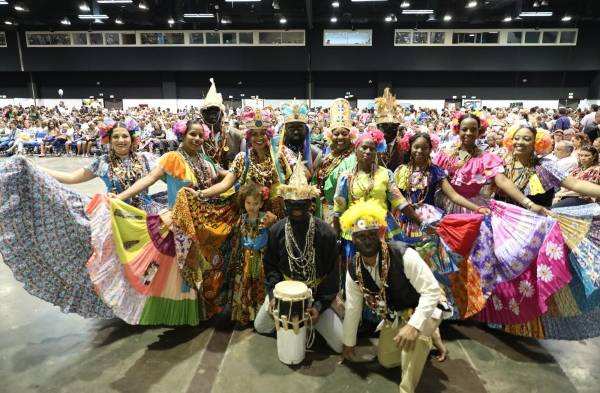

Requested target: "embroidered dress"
[
  {"left": 313, "top": 152, "right": 357, "bottom": 224},
  {"left": 0, "top": 156, "right": 113, "bottom": 319},
  {"left": 228, "top": 213, "right": 269, "bottom": 325},
  {"left": 433, "top": 148, "right": 504, "bottom": 213}
]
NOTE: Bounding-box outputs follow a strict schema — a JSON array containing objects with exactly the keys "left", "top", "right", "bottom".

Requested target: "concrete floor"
[{"left": 1, "top": 156, "right": 599, "bottom": 393}]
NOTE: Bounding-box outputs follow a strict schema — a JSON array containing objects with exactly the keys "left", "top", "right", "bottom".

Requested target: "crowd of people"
[{"left": 2, "top": 79, "right": 600, "bottom": 393}]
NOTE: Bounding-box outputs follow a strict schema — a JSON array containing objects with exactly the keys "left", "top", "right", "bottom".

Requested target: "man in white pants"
[
  {"left": 253, "top": 159, "right": 343, "bottom": 353},
  {"left": 340, "top": 200, "right": 441, "bottom": 393}
]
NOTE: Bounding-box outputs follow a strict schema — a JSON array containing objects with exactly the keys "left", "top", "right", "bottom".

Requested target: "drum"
[{"left": 273, "top": 281, "right": 313, "bottom": 365}]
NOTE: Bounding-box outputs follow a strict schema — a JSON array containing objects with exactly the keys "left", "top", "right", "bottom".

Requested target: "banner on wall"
[
  {"left": 82, "top": 98, "right": 104, "bottom": 108},
  {"left": 462, "top": 99, "right": 482, "bottom": 110}
]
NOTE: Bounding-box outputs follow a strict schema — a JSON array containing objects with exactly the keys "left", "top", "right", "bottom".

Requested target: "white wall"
[
  {"left": 482, "top": 100, "right": 560, "bottom": 109},
  {"left": 122, "top": 99, "right": 178, "bottom": 112}
]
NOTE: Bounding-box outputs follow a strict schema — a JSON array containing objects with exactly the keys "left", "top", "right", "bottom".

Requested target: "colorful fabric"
[
  {"left": 334, "top": 166, "right": 409, "bottom": 240},
  {"left": 158, "top": 151, "right": 221, "bottom": 207},
  {"left": 477, "top": 220, "right": 571, "bottom": 324},
  {"left": 0, "top": 156, "right": 113, "bottom": 319},
  {"left": 171, "top": 188, "right": 238, "bottom": 316},
  {"left": 314, "top": 152, "right": 357, "bottom": 221},
  {"left": 394, "top": 164, "right": 447, "bottom": 206},
  {"left": 433, "top": 149, "right": 504, "bottom": 198},
  {"left": 86, "top": 195, "right": 201, "bottom": 325},
  {"left": 228, "top": 213, "right": 269, "bottom": 325}
]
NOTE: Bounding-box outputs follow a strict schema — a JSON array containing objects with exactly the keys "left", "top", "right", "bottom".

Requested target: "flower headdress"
[
  {"left": 172, "top": 120, "right": 188, "bottom": 138},
  {"left": 451, "top": 112, "right": 488, "bottom": 135},
  {"left": 399, "top": 131, "right": 440, "bottom": 152},
  {"left": 354, "top": 127, "right": 387, "bottom": 153},
  {"left": 98, "top": 117, "right": 140, "bottom": 145},
  {"left": 340, "top": 198, "right": 387, "bottom": 236},
  {"left": 503, "top": 125, "right": 553, "bottom": 156}
]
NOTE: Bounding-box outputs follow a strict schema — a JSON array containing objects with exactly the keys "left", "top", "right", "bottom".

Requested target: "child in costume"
[{"left": 229, "top": 181, "right": 272, "bottom": 326}]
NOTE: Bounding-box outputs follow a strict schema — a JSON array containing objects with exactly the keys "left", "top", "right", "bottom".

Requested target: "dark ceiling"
[{"left": 1, "top": 0, "right": 599, "bottom": 30}]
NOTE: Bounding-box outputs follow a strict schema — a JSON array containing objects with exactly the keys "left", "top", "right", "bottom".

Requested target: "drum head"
[{"left": 273, "top": 281, "right": 310, "bottom": 301}]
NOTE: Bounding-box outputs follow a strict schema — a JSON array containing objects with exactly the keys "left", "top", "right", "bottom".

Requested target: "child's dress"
[{"left": 229, "top": 212, "right": 269, "bottom": 325}]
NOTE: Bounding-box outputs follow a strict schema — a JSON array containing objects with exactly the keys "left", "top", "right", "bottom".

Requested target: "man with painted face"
[
  {"left": 277, "top": 101, "right": 322, "bottom": 173},
  {"left": 254, "top": 157, "right": 343, "bottom": 353},
  {"left": 200, "top": 78, "right": 243, "bottom": 169},
  {"left": 340, "top": 199, "right": 441, "bottom": 393},
  {"left": 375, "top": 88, "right": 407, "bottom": 171}
]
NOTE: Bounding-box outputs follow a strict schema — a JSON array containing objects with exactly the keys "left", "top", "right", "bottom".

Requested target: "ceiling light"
[
  {"left": 466, "top": 1, "right": 477, "bottom": 8},
  {"left": 183, "top": 13, "right": 214, "bottom": 18},
  {"left": 79, "top": 3, "right": 90, "bottom": 12},
  {"left": 61, "top": 18, "right": 71, "bottom": 25},
  {"left": 138, "top": 2, "right": 148, "bottom": 10},
  {"left": 115, "top": 18, "right": 124, "bottom": 24},
  {"left": 4, "top": 20, "right": 13, "bottom": 25},
  {"left": 330, "top": 16, "right": 338, "bottom": 22},
  {"left": 279, "top": 17, "right": 287, "bottom": 24},
  {"left": 94, "top": 18, "right": 104, "bottom": 24},
  {"left": 167, "top": 17, "right": 175, "bottom": 24},
  {"left": 561, "top": 15, "right": 572, "bottom": 21},
  {"left": 332, "top": 1, "right": 339, "bottom": 7},
  {"left": 519, "top": 11, "right": 553, "bottom": 17},
  {"left": 541, "top": 0, "right": 548, "bottom": 5},
  {"left": 402, "top": 9, "right": 434, "bottom": 14},
  {"left": 0, "top": 1, "right": 8, "bottom": 5},
  {"left": 14, "top": 4, "right": 27, "bottom": 12},
  {"left": 97, "top": 0, "right": 133, "bottom": 3},
  {"left": 78, "top": 14, "right": 109, "bottom": 19},
  {"left": 443, "top": 14, "right": 452, "bottom": 21},
  {"left": 384, "top": 15, "right": 392, "bottom": 22},
  {"left": 221, "top": 16, "right": 232, "bottom": 24},
  {"left": 400, "top": 1, "right": 410, "bottom": 7},
  {"left": 503, "top": 16, "right": 512, "bottom": 22},
  {"left": 533, "top": 1, "right": 540, "bottom": 7},
  {"left": 272, "top": 1, "right": 280, "bottom": 10}
]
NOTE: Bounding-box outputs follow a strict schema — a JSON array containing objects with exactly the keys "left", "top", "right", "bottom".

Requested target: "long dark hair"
[{"left": 580, "top": 145, "right": 599, "bottom": 165}]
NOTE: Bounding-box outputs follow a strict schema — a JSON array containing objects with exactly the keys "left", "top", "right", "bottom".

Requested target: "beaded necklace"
[
  {"left": 406, "top": 161, "right": 432, "bottom": 205},
  {"left": 284, "top": 216, "right": 317, "bottom": 288},
  {"left": 243, "top": 148, "right": 277, "bottom": 188},
  {"left": 349, "top": 163, "right": 376, "bottom": 202},
  {"left": 355, "top": 242, "right": 391, "bottom": 318},
  {"left": 107, "top": 151, "right": 146, "bottom": 207},
  {"left": 177, "top": 146, "right": 213, "bottom": 190},
  {"left": 316, "top": 148, "right": 353, "bottom": 191}
]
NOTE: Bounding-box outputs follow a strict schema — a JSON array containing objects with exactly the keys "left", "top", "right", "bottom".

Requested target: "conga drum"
[{"left": 272, "top": 281, "right": 313, "bottom": 365}]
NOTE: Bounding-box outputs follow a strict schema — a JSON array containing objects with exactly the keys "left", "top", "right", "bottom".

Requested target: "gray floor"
[{"left": 1, "top": 156, "right": 599, "bottom": 393}]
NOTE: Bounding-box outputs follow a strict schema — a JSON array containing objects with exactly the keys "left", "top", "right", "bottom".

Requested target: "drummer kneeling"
[{"left": 340, "top": 200, "right": 441, "bottom": 393}]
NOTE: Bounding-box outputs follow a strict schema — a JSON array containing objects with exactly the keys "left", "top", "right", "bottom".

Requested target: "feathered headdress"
[
  {"left": 340, "top": 199, "right": 387, "bottom": 234},
  {"left": 277, "top": 153, "right": 320, "bottom": 200},
  {"left": 374, "top": 87, "right": 400, "bottom": 124},
  {"left": 503, "top": 125, "right": 553, "bottom": 156}
]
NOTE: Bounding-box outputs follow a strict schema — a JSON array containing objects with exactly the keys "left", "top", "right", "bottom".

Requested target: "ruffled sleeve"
[
  {"left": 455, "top": 151, "right": 504, "bottom": 187},
  {"left": 432, "top": 151, "right": 451, "bottom": 173},
  {"left": 85, "top": 155, "right": 108, "bottom": 178},
  {"left": 386, "top": 169, "right": 409, "bottom": 211},
  {"left": 158, "top": 151, "right": 188, "bottom": 180},
  {"left": 430, "top": 164, "right": 448, "bottom": 186}
]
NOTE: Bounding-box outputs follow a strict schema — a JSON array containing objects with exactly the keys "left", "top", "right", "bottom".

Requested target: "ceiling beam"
[{"left": 305, "top": 0, "right": 313, "bottom": 29}]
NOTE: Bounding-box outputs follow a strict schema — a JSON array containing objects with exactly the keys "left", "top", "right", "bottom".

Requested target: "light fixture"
[
  {"left": 384, "top": 15, "right": 392, "bottom": 22},
  {"left": 426, "top": 14, "right": 436, "bottom": 22},
  {"left": 221, "top": 16, "right": 232, "bottom": 24},
  {"left": 4, "top": 20, "right": 13, "bottom": 25},
  {"left": 0, "top": 1, "right": 8, "bottom": 5},
  {"left": 138, "top": 2, "right": 148, "bottom": 10},
  {"left": 272, "top": 1, "right": 280, "bottom": 9},
  {"left": 452, "top": 96, "right": 458, "bottom": 99},
  {"left": 94, "top": 18, "right": 104, "bottom": 24},
  {"left": 400, "top": 1, "right": 410, "bottom": 7},
  {"left": 443, "top": 14, "right": 452, "bottom": 21},
  {"left": 330, "top": 16, "right": 338, "bottom": 22},
  {"left": 115, "top": 18, "right": 124, "bottom": 24},
  {"left": 167, "top": 17, "right": 175, "bottom": 24},
  {"left": 279, "top": 17, "right": 287, "bottom": 24},
  {"left": 97, "top": 0, "right": 133, "bottom": 3},
  {"left": 471, "top": 96, "right": 477, "bottom": 99},
  {"left": 503, "top": 16, "right": 512, "bottom": 22},
  {"left": 402, "top": 9, "right": 434, "bottom": 14},
  {"left": 561, "top": 15, "right": 572, "bottom": 22},
  {"left": 79, "top": 14, "right": 109, "bottom": 19},
  {"left": 79, "top": 3, "right": 91, "bottom": 12},
  {"left": 541, "top": 0, "right": 548, "bottom": 5},
  {"left": 533, "top": 1, "right": 540, "bottom": 7},
  {"left": 466, "top": 1, "right": 477, "bottom": 8},
  {"left": 14, "top": 4, "right": 28, "bottom": 12},
  {"left": 183, "top": 13, "right": 214, "bottom": 18},
  {"left": 332, "top": 1, "right": 339, "bottom": 7},
  {"left": 61, "top": 18, "right": 71, "bottom": 25},
  {"left": 519, "top": 11, "right": 553, "bottom": 17}
]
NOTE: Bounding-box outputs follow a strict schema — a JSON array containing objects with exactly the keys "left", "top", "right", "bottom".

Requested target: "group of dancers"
[{"left": 1, "top": 80, "right": 600, "bottom": 393}]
